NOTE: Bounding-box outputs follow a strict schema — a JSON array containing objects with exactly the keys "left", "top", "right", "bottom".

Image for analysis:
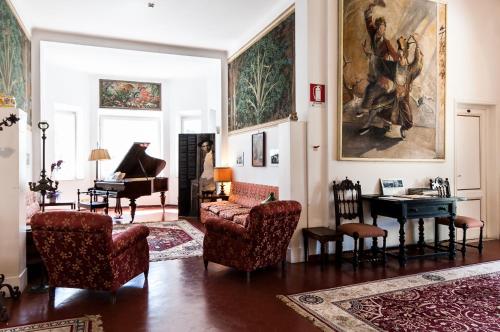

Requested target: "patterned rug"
[
  {"left": 278, "top": 261, "right": 500, "bottom": 332},
  {"left": 113, "top": 220, "right": 204, "bottom": 262},
  {"left": 0, "top": 315, "right": 102, "bottom": 332}
]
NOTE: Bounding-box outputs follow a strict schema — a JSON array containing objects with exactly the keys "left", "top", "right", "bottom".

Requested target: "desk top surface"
[{"left": 362, "top": 194, "right": 464, "bottom": 203}]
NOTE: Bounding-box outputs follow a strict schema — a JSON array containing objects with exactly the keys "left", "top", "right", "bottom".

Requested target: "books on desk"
[{"left": 379, "top": 194, "right": 437, "bottom": 201}]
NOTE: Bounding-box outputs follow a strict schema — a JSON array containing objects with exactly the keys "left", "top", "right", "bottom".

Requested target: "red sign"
[{"left": 310, "top": 84, "right": 325, "bottom": 103}]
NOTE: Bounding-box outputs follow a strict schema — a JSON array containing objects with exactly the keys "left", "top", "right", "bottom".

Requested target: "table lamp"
[
  {"left": 88, "top": 147, "right": 110, "bottom": 181},
  {"left": 214, "top": 167, "right": 232, "bottom": 196}
]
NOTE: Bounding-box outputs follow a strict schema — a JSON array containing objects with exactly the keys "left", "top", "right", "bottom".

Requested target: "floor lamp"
[{"left": 88, "top": 147, "right": 110, "bottom": 181}]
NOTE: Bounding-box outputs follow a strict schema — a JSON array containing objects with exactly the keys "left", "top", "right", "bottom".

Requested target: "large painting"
[
  {"left": 228, "top": 7, "right": 295, "bottom": 133},
  {"left": 99, "top": 79, "right": 161, "bottom": 110},
  {"left": 0, "top": 0, "right": 31, "bottom": 122},
  {"left": 339, "top": 0, "right": 446, "bottom": 160}
]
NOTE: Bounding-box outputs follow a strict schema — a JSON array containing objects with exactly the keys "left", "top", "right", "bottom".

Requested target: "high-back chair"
[
  {"left": 333, "top": 178, "right": 387, "bottom": 269},
  {"left": 432, "top": 178, "right": 484, "bottom": 256}
]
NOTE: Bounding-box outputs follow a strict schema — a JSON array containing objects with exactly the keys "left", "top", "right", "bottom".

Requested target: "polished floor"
[{"left": 2, "top": 208, "right": 499, "bottom": 332}]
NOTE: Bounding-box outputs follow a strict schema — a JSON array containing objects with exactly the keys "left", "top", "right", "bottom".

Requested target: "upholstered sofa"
[
  {"left": 203, "top": 200, "right": 301, "bottom": 277},
  {"left": 200, "top": 181, "right": 279, "bottom": 226}
]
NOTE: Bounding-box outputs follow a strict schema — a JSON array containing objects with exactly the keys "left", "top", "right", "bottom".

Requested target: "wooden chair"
[
  {"left": 432, "top": 178, "right": 484, "bottom": 256},
  {"left": 77, "top": 188, "right": 110, "bottom": 214},
  {"left": 333, "top": 178, "right": 387, "bottom": 270}
]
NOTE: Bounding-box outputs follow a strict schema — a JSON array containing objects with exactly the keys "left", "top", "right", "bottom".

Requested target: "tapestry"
[
  {"left": 228, "top": 7, "right": 295, "bottom": 133},
  {"left": 0, "top": 315, "right": 103, "bottom": 332},
  {"left": 0, "top": 0, "right": 31, "bottom": 122},
  {"left": 339, "top": 0, "right": 446, "bottom": 160},
  {"left": 279, "top": 261, "right": 500, "bottom": 332},
  {"left": 113, "top": 220, "right": 204, "bottom": 261},
  {"left": 99, "top": 79, "right": 161, "bottom": 110}
]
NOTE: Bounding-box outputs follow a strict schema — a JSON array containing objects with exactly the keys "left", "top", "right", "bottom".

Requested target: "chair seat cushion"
[
  {"left": 233, "top": 214, "right": 249, "bottom": 227},
  {"left": 218, "top": 208, "right": 251, "bottom": 221},
  {"left": 338, "top": 223, "right": 385, "bottom": 238},
  {"left": 436, "top": 216, "right": 483, "bottom": 228}
]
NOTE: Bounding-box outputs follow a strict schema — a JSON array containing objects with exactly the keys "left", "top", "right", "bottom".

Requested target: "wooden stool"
[{"left": 303, "top": 227, "right": 343, "bottom": 269}]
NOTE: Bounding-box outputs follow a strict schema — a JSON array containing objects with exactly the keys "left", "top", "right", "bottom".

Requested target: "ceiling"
[{"left": 11, "top": 0, "right": 293, "bottom": 52}]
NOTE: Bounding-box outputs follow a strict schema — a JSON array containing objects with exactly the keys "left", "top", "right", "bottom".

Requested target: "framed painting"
[
  {"left": 228, "top": 6, "right": 295, "bottom": 134},
  {"left": 252, "top": 132, "right": 266, "bottom": 167},
  {"left": 270, "top": 149, "right": 279, "bottom": 167},
  {"left": 338, "top": 0, "right": 447, "bottom": 161},
  {"left": 99, "top": 79, "right": 161, "bottom": 110},
  {"left": 236, "top": 151, "right": 244, "bottom": 167}
]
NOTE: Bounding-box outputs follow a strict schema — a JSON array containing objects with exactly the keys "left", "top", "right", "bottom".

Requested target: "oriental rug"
[
  {"left": 113, "top": 220, "right": 204, "bottom": 262},
  {"left": 0, "top": 315, "right": 102, "bottom": 332},
  {"left": 278, "top": 261, "right": 500, "bottom": 332}
]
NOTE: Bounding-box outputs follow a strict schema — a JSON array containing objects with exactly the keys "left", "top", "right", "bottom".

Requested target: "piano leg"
[
  {"left": 160, "top": 191, "right": 166, "bottom": 213},
  {"left": 129, "top": 199, "right": 137, "bottom": 223}
]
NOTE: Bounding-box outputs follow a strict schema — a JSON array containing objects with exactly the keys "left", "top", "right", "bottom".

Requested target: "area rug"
[
  {"left": 278, "top": 261, "right": 500, "bottom": 332},
  {"left": 0, "top": 315, "right": 102, "bottom": 332},
  {"left": 113, "top": 220, "right": 204, "bottom": 262}
]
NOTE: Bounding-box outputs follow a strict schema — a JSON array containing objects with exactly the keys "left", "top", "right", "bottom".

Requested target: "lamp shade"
[
  {"left": 88, "top": 148, "right": 111, "bottom": 161},
  {"left": 214, "top": 167, "right": 232, "bottom": 182}
]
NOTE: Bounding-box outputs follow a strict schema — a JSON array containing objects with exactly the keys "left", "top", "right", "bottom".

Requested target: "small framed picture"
[
  {"left": 252, "top": 132, "right": 265, "bottom": 167},
  {"left": 270, "top": 149, "right": 279, "bottom": 167},
  {"left": 236, "top": 151, "right": 244, "bottom": 167},
  {"left": 380, "top": 179, "right": 405, "bottom": 196}
]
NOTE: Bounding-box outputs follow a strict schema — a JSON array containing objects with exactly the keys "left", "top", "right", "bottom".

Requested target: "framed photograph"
[
  {"left": 270, "top": 149, "right": 279, "bottom": 167},
  {"left": 252, "top": 132, "right": 266, "bottom": 167},
  {"left": 99, "top": 79, "right": 161, "bottom": 110},
  {"left": 338, "top": 0, "right": 446, "bottom": 161},
  {"left": 380, "top": 179, "right": 405, "bottom": 196},
  {"left": 228, "top": 6, "right": 295, "bottom": 134},
  {"left": 236, "top": 151, "right": 244, "bottom": 167}
]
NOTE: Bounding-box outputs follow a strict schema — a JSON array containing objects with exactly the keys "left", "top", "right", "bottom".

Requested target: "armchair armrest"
[
  {"left": 112, "top": 225, "right": 150, "bottom": 257},
  {"left": 205, "top": 217, "right": 250, "bottom": 240}
]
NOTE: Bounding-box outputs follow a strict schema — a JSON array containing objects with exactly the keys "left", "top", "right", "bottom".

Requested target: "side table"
[
  {"left": 42, "top": 201, "right": 76, "bottom": 210},
  {"left": 303, "top": 227, "right": 343, "bottom": 270}
]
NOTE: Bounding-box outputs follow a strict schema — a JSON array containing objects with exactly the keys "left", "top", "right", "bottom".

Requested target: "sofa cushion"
[
  {"left": 208, "top": 202, "right": 241, "bottom": 214},
  {"left": 233, "top": 214, "right": 249, "bottom": 227},
  {"left": 228, "top": 182, "right": 279, "bottom": 208},
  {"left": 219, "top": 207, "right": 251, "bottom": 221},
  {"left": 201, "top": 201, "right": 229, "bottom": 210}
]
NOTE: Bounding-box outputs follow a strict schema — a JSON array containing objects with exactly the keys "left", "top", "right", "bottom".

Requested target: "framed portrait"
[
  {"left": 99, "top": 79, "right": 161, "bottom": 110},
  {"left": 270, "top": 149, "right": 279, "bottom": 167},
  {"left": 380, "top": 178, "right": 405, "bottom": 196},
  {"left": 338, "top": 0, "right": 447, "bottom": 161},
  {"left": 236, "top": 151, "right": 244, "bottom": 167},
  {"left": 252, "top": 132, "right": 266, "bottom": 167}
]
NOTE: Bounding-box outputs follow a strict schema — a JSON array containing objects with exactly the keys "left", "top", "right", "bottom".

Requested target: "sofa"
[
  {"left": 203, "top": 200, "right": 301, "bottom": 276},
  {"left": 200, "top": 181, "right": 279, "bottom": 227}
]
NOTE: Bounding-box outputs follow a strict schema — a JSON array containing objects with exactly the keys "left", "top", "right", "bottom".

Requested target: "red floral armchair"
[
  {"left": 203, "top": 201, "right": 301, "bottom": 278},
  {"left": 31, "top": 211, "right": 149, "bottom": 302}
]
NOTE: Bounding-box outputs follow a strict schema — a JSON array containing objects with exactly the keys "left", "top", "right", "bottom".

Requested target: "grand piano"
[{"left": 94, "top": 142, "right": 169, "bottom": 223}]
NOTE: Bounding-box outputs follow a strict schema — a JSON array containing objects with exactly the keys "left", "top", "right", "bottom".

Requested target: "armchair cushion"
[{"left": 112, "top": 225, "right": 150, "bottom": 257}]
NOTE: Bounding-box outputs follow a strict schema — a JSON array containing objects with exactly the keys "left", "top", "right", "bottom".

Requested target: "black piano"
[{"left": 94, "top": 142, "right": 169, "bottom": 222}]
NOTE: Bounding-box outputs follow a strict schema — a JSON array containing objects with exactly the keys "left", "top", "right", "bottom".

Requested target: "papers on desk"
[{"left": 379, "top": 194, "right": 437, "bottom": 201}]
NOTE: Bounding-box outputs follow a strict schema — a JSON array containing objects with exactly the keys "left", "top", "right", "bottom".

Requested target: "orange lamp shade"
[
  {"left": 214, "top": 167, "right": 232, "bottom": 182},
  {"left": 88, "top": 148, "right": 111, "bottom": 161}
]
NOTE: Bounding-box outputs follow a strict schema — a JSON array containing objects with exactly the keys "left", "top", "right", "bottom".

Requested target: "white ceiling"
[{"left": 11, "top": 0, "right": 293, "bottom": 52}]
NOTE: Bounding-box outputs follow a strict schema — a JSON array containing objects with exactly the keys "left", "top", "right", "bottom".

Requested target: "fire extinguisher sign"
[{"left": 309, "top": 84, "right": 325, "bottom": 105}]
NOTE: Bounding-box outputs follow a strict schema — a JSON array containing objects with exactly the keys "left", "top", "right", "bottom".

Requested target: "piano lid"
[{"left": 114, "top": 142, "right": 166, "bottom": 178}]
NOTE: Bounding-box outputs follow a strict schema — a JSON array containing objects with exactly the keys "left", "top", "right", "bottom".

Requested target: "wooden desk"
[{"left": 362, "top": 195, "right": 458, "bottom": 267}]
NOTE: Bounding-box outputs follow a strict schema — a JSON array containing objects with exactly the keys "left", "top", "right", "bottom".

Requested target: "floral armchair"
[
  {"left": 30, "top": 211, "right": 150, "bottom": 303},
  {"left": 203, "top": 200, "right": 301, "bottom": 279}
]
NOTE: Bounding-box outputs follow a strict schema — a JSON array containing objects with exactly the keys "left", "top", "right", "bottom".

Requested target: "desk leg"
[
  {"left": 398, "top": 218, "right": 407, "bottom": 267},
  {"left": 303, "top": 233, "right": 309, "bottom": 263},
  {"left": 371, "top": 214, "right": 379, "bottom": 253},
  {"left": 448, "top": 213, "right": 456, "bottom": 260},
  {"left": 418, "top": 218, "right": 425, "bottom": 253}
]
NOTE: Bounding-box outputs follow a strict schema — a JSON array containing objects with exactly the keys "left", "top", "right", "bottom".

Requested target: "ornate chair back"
[
  {"left": 332, "top": 178, "right": 364, "bottom": 227},
  {"left": 430, "top": 177, "right": 451, "bottom": 198}
]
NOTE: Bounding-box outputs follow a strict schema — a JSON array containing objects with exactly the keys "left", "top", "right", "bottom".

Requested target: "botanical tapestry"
[
  {"left": 228, "top": 10, "right": 295, "bottom": 133},
  {"left": 99, "top": 79, "right": 161, "bottom": 110},
  {"left": 0, "top": 0, "right": 31, "bottom": 122},
  {"left": 339, "top": 0, "right": 446, "bottom": 160}
]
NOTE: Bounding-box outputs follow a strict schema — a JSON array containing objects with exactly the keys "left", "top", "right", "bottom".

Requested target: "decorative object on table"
[
  {"left": 29, "top": 122, "right": 58, "bottom": 212},
  {"left": 278, "top": 261, "right": 500, "bottom": 332},
  {"left": 379, "top": 178, "right": 404, "bottom": 196},
  {"left": 235, "top": 151, "right": 244, "bottom": 167},
  {"left": 44, "top": 159, "right": 63, "bottom": 203},
  {"left": 99, "top": 79, "right": 161, "bottom": 110},
  {"left": 213, "top": 167, "right": 232, "bottom": 196},
  {"left": 88, "top": 145, "right": 110, "bottom": 181},
  {"left": 113, "top": 220, "right": 204, "bottom": 262},
  {"left": 0, "top": 315, "right": 103, "bottom": 332},
  {"left": 269, "top": 149, "right": 279, "bottom": 166},
  {"left": 228, "top": 6, "right": 295, "bottom": 134},
  {"left": 338, "top": 0, "right": 446, "bottom": 160},
  {"left": 0, "top": 112, "right": 19, "bottom": 131},
  {"left": 0, "top": 0, "right": 31, "bottom": 124},
  {"left": 252, "top": 132, "right": 266, "bottom": 167},
  {"left": 0, "top": 274, "right": 21, "bottom": 322},
  {"left": 261, "top": 192, "right": 276, "bottom": 204}
]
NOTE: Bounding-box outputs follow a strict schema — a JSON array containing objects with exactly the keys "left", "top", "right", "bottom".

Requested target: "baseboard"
[
  {"left": 3, "top": 268, "right": 27, "bottom": 294},
  {"left": 287, "top": 246, "right": 304, "bottom": 263}
]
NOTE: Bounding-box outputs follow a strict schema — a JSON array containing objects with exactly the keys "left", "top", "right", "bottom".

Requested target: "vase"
[{"left": 49, "top": 196, "right": 57, "bottom": 204}]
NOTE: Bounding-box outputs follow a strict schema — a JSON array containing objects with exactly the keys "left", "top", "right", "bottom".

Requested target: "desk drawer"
[{"left": 407, "top": 204, "right": 450, "bottom": 218}]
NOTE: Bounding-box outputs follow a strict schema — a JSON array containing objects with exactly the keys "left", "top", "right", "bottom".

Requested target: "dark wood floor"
[{"left": 2, "top": 208, "right": 499, "bottom": 332}]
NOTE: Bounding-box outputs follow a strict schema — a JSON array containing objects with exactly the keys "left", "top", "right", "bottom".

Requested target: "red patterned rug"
[
  {"left": 0, "top": 315, "right": 102, "bottom": 331},
  {"left": 113, "top": 220, "right": 204, "bottom": 262},
  {"left": 279, "top": 261, "right": 500, "bottom": 332}
]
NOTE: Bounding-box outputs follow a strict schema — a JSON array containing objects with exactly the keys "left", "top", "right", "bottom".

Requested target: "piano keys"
[{"left": 95, "top": 142, "right": 168, "bottom": 222}]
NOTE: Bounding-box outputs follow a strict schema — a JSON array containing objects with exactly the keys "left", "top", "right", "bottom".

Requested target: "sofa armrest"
[
  {"left": 112, "top": 225, "right": 150, "bottom": 257},
  {"left": 205, "top": 217, "right": 250, "bottom": 240}
]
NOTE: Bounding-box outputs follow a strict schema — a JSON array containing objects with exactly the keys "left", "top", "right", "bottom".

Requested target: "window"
[
  {"left": 181, "top": 116, "right": 202, "bottom": 134},
  {"left": 54, "top": 111, "right": 77, "bottom": 180}
]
